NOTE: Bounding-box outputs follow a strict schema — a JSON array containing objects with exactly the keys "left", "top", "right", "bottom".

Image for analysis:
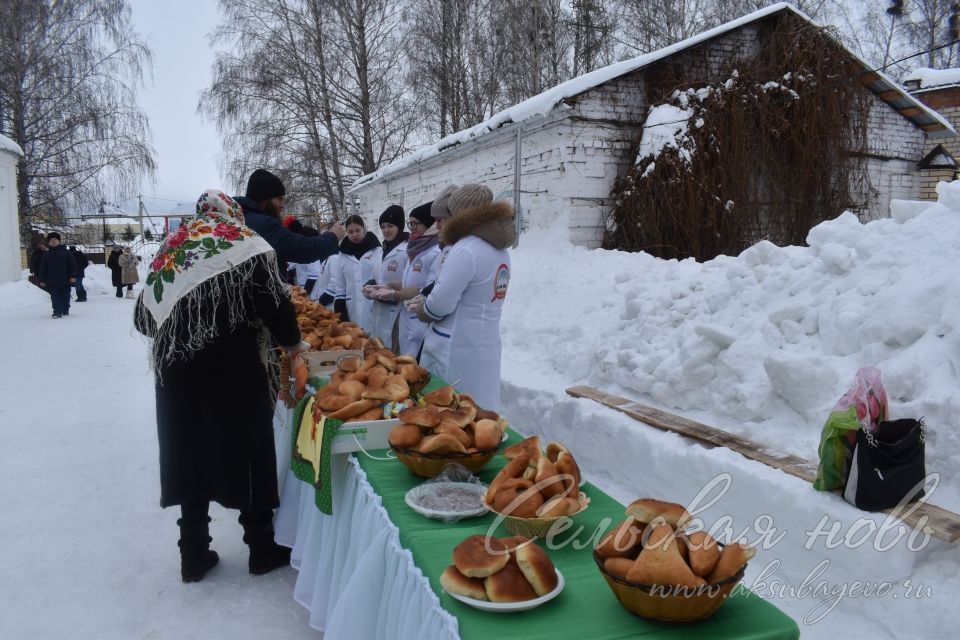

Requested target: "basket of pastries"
[
  {"left": 484, "top": 437, "right": 590, "bottom": 537},
  {"left": 388, "top": 386, "right": 507, "bottom": 477},
  {"left": 593, "top": 498, "right": 755, "bottom": 622},
  {"left": 440, "top": 534, "right": 564, "bottom": 610},
  {"left": 312, "top": 349, "right": 432, "bottom": 423}
]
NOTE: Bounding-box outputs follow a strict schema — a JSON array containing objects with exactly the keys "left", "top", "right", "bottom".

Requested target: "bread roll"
[
  {"left": 345, "top": 406, "right": 385, "bottom": 423},
  {"left": 452, "top": 535, "right": 508, "bottom": 578},
  {"left": 398, "top": 405, "right": 441, "bottom": 427},
  {"left": 502, "top": 435, "right": 540, "bottom": 461},
  {"left": 473, "top": 419, "right": 501, "bottom": 450},
  {"left": 439, "top": 407, "right": 475, "bottom": 427},
  {"left": 537, "top": 494, "right": 580, "bottom": 518},
  {"left": 500, "top": 486, "right": 544, "bottom": 518},
  {"left": 423, "top": 386, "right": 456, "bottom": 407},
  {"left": 545, "top": 442, "right": 568, "bottom": 463},
  {"left": 400, "top": 363, "right": 429, "bottom": 384},
  {"left": 706, "top": 542, "right": 755, "bottom": 584},
  {"left": 534, "top": 457, "right": 564, "bottom": 498},
  {"left": 625, "top": 523, "right": 700, "bottom": 588},
  {"left": 685, "top": 531, "right": 721, "bottom": 578},
  {"left": 328, "top": 398, "right": 376, "bottom": 420},
  {"left": 498, "top": 535, "right": 532, "bottom": 553},
  {"left": 554, "top": 451, "right": 581, "bottom": 490},
  {"left": 484, "top": 563, "right": 538, "bottom": 603},
  {"left": 338, "top": 380, "right": 366, "bottom": 400},
  {"left": 485, "top": 453, "right": 532, "bottom": 504},
  {"left": 375, "top": 353, "right": 397, "bottom": 372},
  {"left": 388, "top": 424, "right": 423, "bottom": 449},
  {"left": 337, "top": 355, "right": 361, "bottom": 372},
  {"left": 440, "top": 565, "right": 488, "bottom": 601},
  {"left": 344, "top": 370, "right": 370, "bottom": 383},
  {"left": 596, "top": 518, "right": 644, "bottom": 560},
  {"left": 417, "top": 433, "right": 467, "bottom": 455},
  {"left": 515, "top": 543, "right": 558, "bottom": 596},
  {"left": 383, "top": 374, "right": 410, "bottom": 402},
  {"left": 435, "top": 422, "right": 472, "bottom": 447},
  {"left": 317, "top": 394, "right": 352, "bottom": 413},
  {"left": 366, "top": 366, "right": 389, "bottom": 390},
  {"left": 626, "top": 499, "right": 692, "bottom": 529},
  {"left": 395, "top": 355, "right": 418, "bottom": 365},
  {"left": 604, "top": 557, "right": 635, "bottom": 580}
]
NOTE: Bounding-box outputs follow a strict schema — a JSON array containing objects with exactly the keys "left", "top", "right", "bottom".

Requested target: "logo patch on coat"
[
  {"left": 492, "top": 264, "right": 510, "bottom": 302},
  {"left": 412, "top": 258, "right": 422, "bottom": 273},
  {"left": 387, "top": 260, "right": 399, "bottom": 273}
]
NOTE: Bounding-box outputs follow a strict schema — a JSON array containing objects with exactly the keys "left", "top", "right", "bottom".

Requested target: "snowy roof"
[
  {"left": 0, "top": 133, "right": 23, "bottom": 157},
  {"left": 350, "top": 2, "right": 953, "bottom": 192},
  {"left": 903, "top": 67, "right": 960, "bottom": 91}
]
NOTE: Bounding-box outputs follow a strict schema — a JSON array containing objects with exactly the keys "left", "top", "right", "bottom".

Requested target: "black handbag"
[{"left": 842, "top": 419, "right": 926, "bottom": 511}]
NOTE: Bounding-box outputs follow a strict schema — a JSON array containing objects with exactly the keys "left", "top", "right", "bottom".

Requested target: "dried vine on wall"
[{"left": 604, "top": 18, "right": 873, "bottom": 261}]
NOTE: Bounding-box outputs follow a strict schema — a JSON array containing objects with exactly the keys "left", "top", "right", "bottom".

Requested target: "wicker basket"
[
  {"left": 391, "top": 443, "right": 500, "bottom": 478},
  {"left": 593, "top": 549, "right": 745, "bottom": 622},
  {"left": 488, "top": 492, "right": 591, "bottom": 537}
]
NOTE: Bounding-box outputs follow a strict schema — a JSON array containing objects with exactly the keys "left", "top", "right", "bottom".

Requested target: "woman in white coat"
[
  {"left": 415, "top": 184, "right": 515, "bottom": 411},
  {"left": 324, "top": 215, "right": 380, "bottom": 328},
  {"left": 373, "top": 201, "right": 442, "bottom": 356},
  {"left": 366, "top": 205, "right": 408, "bottom": 348}
]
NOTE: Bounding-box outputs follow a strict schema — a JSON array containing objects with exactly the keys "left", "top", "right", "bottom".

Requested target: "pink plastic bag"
[{"left": 813, "top": 367, "right": 888, "bottom": 491}]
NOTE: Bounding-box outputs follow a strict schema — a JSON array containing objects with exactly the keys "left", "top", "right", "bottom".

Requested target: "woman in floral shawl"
[{"left": 134, "top": 190, "right": 304, "bottom": 583}]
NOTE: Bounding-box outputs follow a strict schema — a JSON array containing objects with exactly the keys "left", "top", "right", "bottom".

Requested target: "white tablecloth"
[{"left": 274, "top": 453, "right": 461, "bottom": 639}]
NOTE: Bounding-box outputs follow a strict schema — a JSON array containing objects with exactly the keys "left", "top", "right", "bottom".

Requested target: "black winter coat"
[
  {"left": 134, "top": 259, "right": 301, "bottom": 509},
  {"left": 38, "top": 245, "right": 78, "bottom": 287},
  {"left": 107, "top": 249, "right": 123, "bottom": 287},
  {"left": 69, "top": 248, "right": 89, "bottom": 275},
  {"left": 28, "top": 249, "right": 45, "bottom": 275},
  {"left": 235, "top": 196, "right": 339, "bottom": 265}
]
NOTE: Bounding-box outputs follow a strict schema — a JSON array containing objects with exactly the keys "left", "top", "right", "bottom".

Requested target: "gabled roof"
[
  {"left": 919, "top": 144, "right": 957, "bottom": 169},
  {"left": 351, "top": 2, "right": 954, "bottom": 192},
  {"left": 904, "top": 67, "right": 960, "bottom": 92}
]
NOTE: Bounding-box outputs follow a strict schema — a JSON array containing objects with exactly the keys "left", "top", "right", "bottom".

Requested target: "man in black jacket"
[
  {"left": 234, "top": 169, "right": 344, "bottom": 265},
  {"left": 38, "top": 232, "right": 78, "bottom": 318}
]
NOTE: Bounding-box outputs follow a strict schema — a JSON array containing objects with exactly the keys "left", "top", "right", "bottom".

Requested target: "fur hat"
[
  {"left": 430, "top": 184, "right": 460, "bottom": 219},
  {"left": 448, "top": 184, "right": 493, "bottom": 216},
  {"left": 245, "top": 168, "right": 286, "bottom": 202},
  {"left": 46, "top": 231, "right": 61, "bottom": 242},
  {"left": 409, "top": 201, "right": 434, "bottom": 227},
  {"left": 379, "top": 204, "right": 405, "bottom": 229}
]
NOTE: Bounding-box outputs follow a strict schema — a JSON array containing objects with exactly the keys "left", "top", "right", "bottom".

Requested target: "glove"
[{"left": 404, "top": 294, "right": 424, "bottom": 312}]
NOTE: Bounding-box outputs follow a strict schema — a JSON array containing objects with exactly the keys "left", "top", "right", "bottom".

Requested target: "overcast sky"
[{"left": 128, "top": 0, "right": 224, "bottom": 214}]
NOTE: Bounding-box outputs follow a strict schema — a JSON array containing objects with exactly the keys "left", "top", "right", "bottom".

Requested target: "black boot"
[
  {"left": 178, "top": 503, "right": 219, "bottom": 583},
  {"left": 240, "top": 509, "right": 290, "bottom": 575}
]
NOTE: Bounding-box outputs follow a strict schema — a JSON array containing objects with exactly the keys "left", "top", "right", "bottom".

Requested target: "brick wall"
[{"left": 910, "top": 87, "right": 960, "bottom": 201}]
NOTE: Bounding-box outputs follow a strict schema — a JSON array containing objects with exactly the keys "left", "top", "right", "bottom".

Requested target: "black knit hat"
[
  {"left": 46, "top": 232, "right": 61, "bottom": 242},
  {"left": 378, "top": 204, "right": 405, "bottom": 229},
  {"left": 245, "top": 168, "right": 286, "bottom": 202},
  {"left": 409, "top": 202, "right": 434, "bottom": 227}
]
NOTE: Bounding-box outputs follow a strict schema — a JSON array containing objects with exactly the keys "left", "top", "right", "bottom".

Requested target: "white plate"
[
  {"left": 405, "top": 481, "right": 488, "bottom": 520},
  {"left": 445, "top": 569, "right": 565, "bottom": 612}
]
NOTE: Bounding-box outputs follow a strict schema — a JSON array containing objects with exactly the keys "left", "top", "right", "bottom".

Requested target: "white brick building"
[
  {"left": 0, "top": 133, "right": 24, "bottom": 284},
  {"left": 349, "top": 3, "right": 953, "bottom": 248}
]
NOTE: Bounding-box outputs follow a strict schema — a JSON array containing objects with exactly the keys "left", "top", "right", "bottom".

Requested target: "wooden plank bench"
[{"left": 566, "top": 385, "right": 960, "bottom": 543}]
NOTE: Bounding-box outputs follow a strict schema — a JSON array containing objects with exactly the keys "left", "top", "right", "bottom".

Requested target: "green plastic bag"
[{"left": 813, "top": 367, "right": 888, "bottom": 491}]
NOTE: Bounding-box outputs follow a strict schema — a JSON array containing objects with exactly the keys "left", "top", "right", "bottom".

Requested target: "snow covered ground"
[{"left": 2, "top": 182, "right": 959, "bottom": 639}]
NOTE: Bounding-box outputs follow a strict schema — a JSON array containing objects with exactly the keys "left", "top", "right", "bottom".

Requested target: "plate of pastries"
[{"left": 440, "top": 535, "right": 564, "bottom": 612}]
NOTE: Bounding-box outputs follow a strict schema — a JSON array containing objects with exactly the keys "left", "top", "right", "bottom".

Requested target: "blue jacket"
[
  {"left": 39, "top": 245, "right": 78, "bottom": 287},
  {"left": 234, "top": 196, "right": 339, "bottom": 265}
]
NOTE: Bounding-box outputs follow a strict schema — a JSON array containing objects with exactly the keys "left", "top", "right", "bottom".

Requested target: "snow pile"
[
  {"left": 0, "top": 132, "right": 23, "bottom": 156},
  {"left": 504, "top": 181, "right": 960, "bottom": 512},
  {"left": 635, "top": 103, "right": 695, "bottom": 172},
  {"left": 904, "top": 66, "right": 960, "bottom": 90},
  {"left": 0, "top": 275, "right": 50, "bottom": 309}
]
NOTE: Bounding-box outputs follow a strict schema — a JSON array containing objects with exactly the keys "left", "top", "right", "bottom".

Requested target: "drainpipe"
[{"left": 513, "top": 127, "right": 522, "bottom": 248}]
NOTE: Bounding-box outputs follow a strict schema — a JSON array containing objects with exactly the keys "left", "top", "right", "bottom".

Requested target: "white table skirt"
[{"left": 274, "top": 454, "right": 461, "bottom": 639}]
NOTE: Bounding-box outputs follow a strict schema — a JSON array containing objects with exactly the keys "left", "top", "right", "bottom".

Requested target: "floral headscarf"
[{"left": 137, "top": 189, "right": 286, "bottom": 366}]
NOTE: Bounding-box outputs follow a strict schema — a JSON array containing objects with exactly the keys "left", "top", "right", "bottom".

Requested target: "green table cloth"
[{"left": 355, "top": 442, "right": 799, "bottom": 640}]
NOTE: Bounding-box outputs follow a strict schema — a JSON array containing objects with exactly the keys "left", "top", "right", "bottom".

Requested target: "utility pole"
[{"left": 137, "top": 194, "right": 146, "bottom": 240}]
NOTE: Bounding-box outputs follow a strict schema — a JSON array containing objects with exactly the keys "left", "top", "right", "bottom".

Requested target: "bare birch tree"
[{"left": 0, "top": 0, "right": 155, "bottom": 240}]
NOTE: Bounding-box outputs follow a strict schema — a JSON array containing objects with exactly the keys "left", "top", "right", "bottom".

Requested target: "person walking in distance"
[
  {"left": 69, "top": 246, "right": 89, "bottom": 301},
  {"left": 37, "top": 232, "right": 78, "bottom": 318},
  {"left": 118, "top": 247, "right": 139, "bottom": 298},
  {"left": 107, "top": 245, "right": 126, "bottom": 298}
]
